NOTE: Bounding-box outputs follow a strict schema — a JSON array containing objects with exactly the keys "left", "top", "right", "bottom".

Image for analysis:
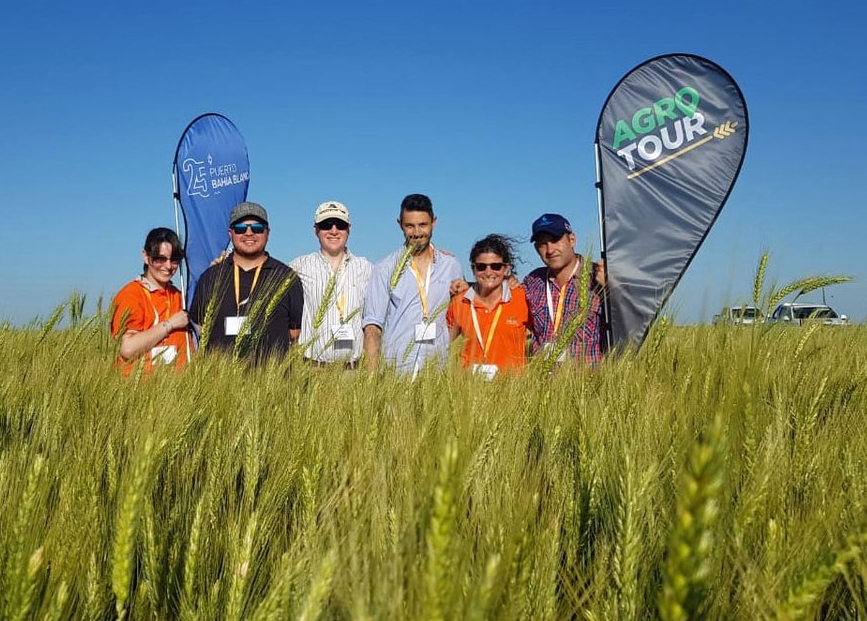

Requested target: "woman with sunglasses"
[
  {"left": 110, "top": 227, "right": 191, "bottom": 376},
  {"left": 446, "top": 234, "right": 530, "bottom": 378}
]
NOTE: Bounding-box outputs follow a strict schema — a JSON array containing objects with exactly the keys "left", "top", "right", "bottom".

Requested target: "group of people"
[{"left": 110, "top": 193, "right": 607, "bottom": 378}]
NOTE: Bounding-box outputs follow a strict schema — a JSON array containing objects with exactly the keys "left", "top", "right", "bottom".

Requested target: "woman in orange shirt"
[
  {"left": 446, "top": 234, "right": 530, "bottom": 378},
  {"left": 111, "top": 228, "right": 191, "bottom": 375}
]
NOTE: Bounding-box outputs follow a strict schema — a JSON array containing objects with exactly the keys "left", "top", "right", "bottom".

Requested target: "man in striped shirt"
[{"left": 289, "top": 201, "right": 373, "bottom": 368}]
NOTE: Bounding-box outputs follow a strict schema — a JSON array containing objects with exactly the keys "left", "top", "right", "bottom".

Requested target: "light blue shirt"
[{"left": 362, "top": 245, "right": 463, "bottom": 375}]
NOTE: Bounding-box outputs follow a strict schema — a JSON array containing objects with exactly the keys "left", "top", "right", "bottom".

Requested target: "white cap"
[{"left": 314, "top": 201, "right": 350, "bottom": 225}]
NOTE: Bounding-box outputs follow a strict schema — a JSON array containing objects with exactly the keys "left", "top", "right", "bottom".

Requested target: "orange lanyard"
[
  {"left": 545, "top": 260, "right": 580, "bottom": 335},
  {"left": 234, "top": 263, "right": 263, "bottom": 315},
  {"left": 409, "top": 247, "right": 434, "bottom": 320}
]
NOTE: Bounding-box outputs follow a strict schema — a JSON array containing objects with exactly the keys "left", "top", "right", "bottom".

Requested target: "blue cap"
[{"left": 531, "top": 213, "right": 572, "bottom": 242}]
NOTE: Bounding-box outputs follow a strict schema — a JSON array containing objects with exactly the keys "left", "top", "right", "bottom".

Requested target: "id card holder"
[
  {"left": 151, "top": 345, "right": 178, "bottom": 365},
  {"left": 225, "top": 316, "right": 248, "bottom": 336},
  {"left": 543, "top": 342, "right": 567, "bottom": 363},
  {"left": 414, "top": 321, "right": 437, "bottom": 343},
  {"left": 331, "top": 323, "right": 355, "bottom": 342},
  {"left": 472, "top": 363, "right": 499, "bottom": 380}
]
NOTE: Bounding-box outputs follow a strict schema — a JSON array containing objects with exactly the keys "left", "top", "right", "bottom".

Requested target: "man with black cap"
[
  {"left": 189, "top": 201, "right": 304, "bottom": 359},
  {"left": 523, "top": 212, "right": 607, "bottom": 365}
]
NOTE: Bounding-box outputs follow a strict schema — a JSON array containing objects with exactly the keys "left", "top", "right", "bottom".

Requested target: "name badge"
[
  {"left": 414, "top": 321, "right": 437, "bottom": 342},
  {"left": 225, "top": 316, "right": 248, "bottom": 336},
  {"left": 472, "top": 363, "right": 499, "bottom": 380},
  {"left": 151, "top": 345, "right": 178, "bottom": 365},
  {"left": 331, "top": 323, "right": 355, "bottom": 342},
  {"left": 543, "top": 342, "right": 567, "bottom": 363}
]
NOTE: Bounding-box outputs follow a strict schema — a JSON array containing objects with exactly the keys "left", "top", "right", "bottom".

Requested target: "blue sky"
[{"left": 1, "top": 0, "right": 864, "bottom": 325}]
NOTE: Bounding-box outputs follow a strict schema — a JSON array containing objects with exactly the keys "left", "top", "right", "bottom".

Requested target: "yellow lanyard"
[
  {"left": 546, "top": 260, "right": 580, "bottom": 336},
  {"left": 332, "top": 259, "right": 347, "bottom": 322},
  {"left": 470, "top": 302, "right": 503, "bottom": 363},
  {"left": 409, "top": 247, "right": 434, "bottom": 321},
  {"left": 335, "top": 291, "right": 347, "bottom": 322},
  {"left": 234, "top": 263, "right": 263, "bottom": 315}
]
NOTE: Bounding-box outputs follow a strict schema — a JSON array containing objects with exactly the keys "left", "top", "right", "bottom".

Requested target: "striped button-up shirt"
[{"left": 289, "top": 249, "right": 373, "bottom": 363}]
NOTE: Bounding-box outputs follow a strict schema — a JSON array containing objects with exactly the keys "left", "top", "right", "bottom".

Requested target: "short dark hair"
[
  {"left": 469, "top": 234, "right": 519, "bottom": 268},
  {"left": 399, "top": 193, "right": 434, "bottom": 217},
  {"left": 142, "top": 227, "right": 183, "bottom": 274}
]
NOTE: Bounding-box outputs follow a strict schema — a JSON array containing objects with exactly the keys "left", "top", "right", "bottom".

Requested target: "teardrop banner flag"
[
  {"left": 595, "top": 53, "right": 748, "bottom": 351},
  {"left": 173, "top": 113, "right": 250, "bottom": 305}
]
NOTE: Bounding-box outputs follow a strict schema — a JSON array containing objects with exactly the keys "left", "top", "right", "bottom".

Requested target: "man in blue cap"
[{"left": 522, "top": 213, "right": 607, "bottom": 365}]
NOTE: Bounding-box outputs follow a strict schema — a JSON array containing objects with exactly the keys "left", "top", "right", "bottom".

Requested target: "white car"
[
  {"left": 769, "top": 303, "right": 849, "bottom": 326},
  {"left": 712, "top": 305, "right": 764, "bottom": 325}
]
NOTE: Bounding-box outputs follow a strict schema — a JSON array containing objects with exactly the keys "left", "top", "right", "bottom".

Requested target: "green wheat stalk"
[
  {"left": 543, "top": 254, "right": 594, "bottom": 374},
  {"left": 752, "top": 252, "right": 769, "bottom": 308},
  {"left": 111, "top": 436, "right": 154, "bottom": 621},
  {"left": 614, "top": 456, "right": 645, "bottom": 621},
  {"left": 399, "top": 297, "right": 451, "bottom": 369},
  {"left": 42, "top": 579, "right": 68, "bottom": 621},
  {"left": 422, "top": 437, "right": 459, "bottom": 621},
  {"left": 468, "top": 553, "right": 501, "bottom": 621},
  {"left": 234, "top": 272, "right": 298, "bottom": 360},
  {"left": 8, "top": 547, "right": 44, "bottom": 621},
  {"left": 5, "top": 456, "right": 44, "bottom": 621},
  {"left": 36, "top": 302, "right": 67, "bottom": 344},
  {"left": 766, "top": 276, "right": 852, "bottom": 314},
  {"left": 390, "top": 244, "right": 415, "bottom": 293},
  {"left": 775, "top": 530, "right": 867, "bottom": 621},
  {"left": 198, "top": 265, "right": 231, "bottom": 352},
  {"left": 226, "top": 511, "right": 258, "bottom": 621},
  {"left": 659, "top": 417, "right": 725, "bottom": 621},
  {"left": 181, "top": 493, "right": 207, "bottom": 620},
  {"left": 297, "top": 549, "right": 338, "bottom": 621},
  {"left": 311, "top": 273, "right": 338, "bottom": 331}
]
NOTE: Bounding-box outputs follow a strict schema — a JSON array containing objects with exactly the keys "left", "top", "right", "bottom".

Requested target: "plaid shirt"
[{"left": 522, "top": 264, "right": 606, "bottom": 366}]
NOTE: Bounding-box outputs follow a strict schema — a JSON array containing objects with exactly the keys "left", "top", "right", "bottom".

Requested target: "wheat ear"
[{"left": 111, "top": 436, "right": 153, "bottom": 621}]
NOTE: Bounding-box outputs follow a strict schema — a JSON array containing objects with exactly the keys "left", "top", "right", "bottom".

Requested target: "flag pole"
[
  {"left": 172, "top": 166, "right": 192, "bottom": 363},
  {"left": 594, "top": 140, "right": 613, "bottom": 353}
]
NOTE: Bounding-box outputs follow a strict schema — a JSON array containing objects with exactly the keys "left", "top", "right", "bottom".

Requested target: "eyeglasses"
[
  {"left": 231, "top": 222, "right": 267, "bottom": 234},
  {"left": 317, "top": 219, "right": 349, "bottom": 231},
  {"left": 472, "top": 262, "right": 506, "bottom": 272},
  {"left": 150, "top": 255, "right": 183, "bottom": 266}
]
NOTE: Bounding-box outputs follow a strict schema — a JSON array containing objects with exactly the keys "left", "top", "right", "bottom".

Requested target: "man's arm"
[
  {"left": 363, "top": 324, "right": 382, "bottom": 370},
  {"left": 360, "top": 259, "right": 391, "bottom": 371},
  {"left": 286, "top": 269, "right": 304, "bottom": 347}
]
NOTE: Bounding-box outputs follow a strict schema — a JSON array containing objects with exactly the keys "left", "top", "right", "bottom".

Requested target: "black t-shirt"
[{"left": 189, "top": 254, "right": 303, "bottom": 359}]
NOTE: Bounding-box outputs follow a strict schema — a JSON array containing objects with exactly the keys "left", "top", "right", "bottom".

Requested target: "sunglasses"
[
  {"left": 151, "top": 255, "right": 183, "bottom": 266},
  {"left": 472, "top": 262, "right": 506, "bottom": 272},
  {"left": 317, "top": 219, "right": 349, "bottom": 231},
  {"left": 231, "top": 222, "right": 267, "bottom": 234}
]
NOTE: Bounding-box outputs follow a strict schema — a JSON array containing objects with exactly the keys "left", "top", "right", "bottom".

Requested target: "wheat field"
[{"left": 1, "top": 296, "right": 866, "bottom": 620}]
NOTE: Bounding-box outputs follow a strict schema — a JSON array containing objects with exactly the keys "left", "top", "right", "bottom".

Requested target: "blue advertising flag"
[
  {"left": 173, "top": 113, "right": 250, "bottom": 305},
  {"left": 595, "top": 54, "right": 748, "bottom": 351}
]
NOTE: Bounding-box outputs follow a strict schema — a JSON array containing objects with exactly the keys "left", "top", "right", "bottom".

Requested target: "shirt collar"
[
  {"left": 137, "top": 276, "right": 169, "bottom": 292},
  {"left": 464, "top": 281, "right": 512, "bottom": 304},
  {"left": 318, "top": 248, "right": 352, "bottom": 263}
]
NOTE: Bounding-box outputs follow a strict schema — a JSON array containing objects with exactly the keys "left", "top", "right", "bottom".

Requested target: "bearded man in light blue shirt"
[{"left": 362, "top": 194, "right": 463, "bottom": 376}]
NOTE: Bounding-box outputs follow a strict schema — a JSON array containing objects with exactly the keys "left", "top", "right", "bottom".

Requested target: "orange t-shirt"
[
  {"left": 111, "top": 278, "right": 190, "bottom": 376},
  {"left": 446, "top": 284, "right": 530, "bottom": 371}
]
